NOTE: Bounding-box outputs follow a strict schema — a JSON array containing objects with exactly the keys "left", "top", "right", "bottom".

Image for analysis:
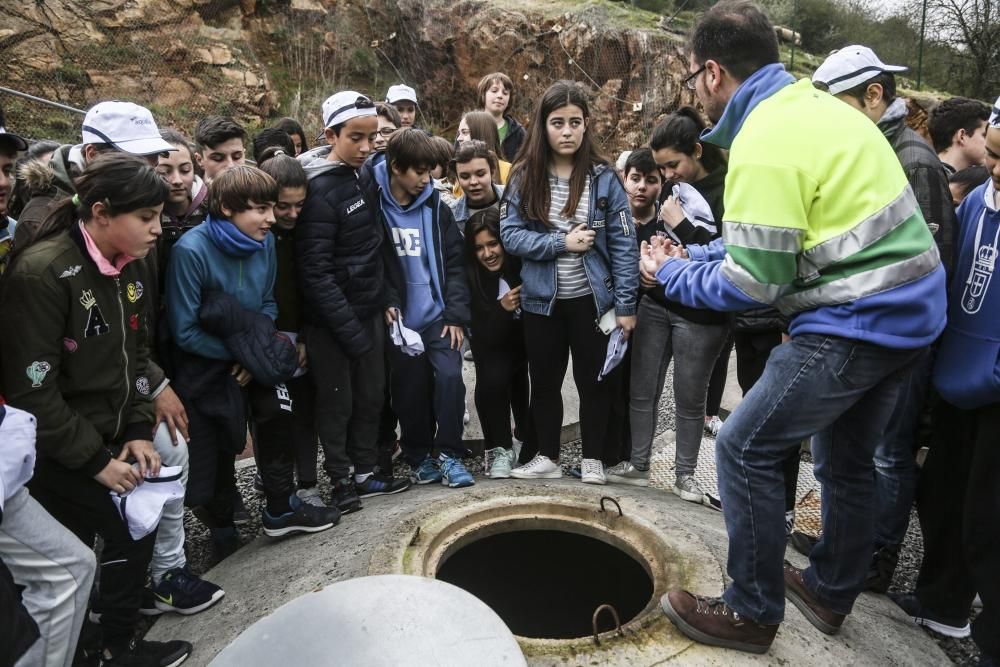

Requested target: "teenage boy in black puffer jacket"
[{"left": 297, "top": 91, "right": 411, "bottom": 515}]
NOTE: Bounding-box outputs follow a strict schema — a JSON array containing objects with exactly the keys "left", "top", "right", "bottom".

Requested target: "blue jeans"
[
  {"left": 389, "top": 320, "right": 468, "bottom": 466},
  {"left": 873, "top": 347, "right": 932, "bottom": 549},
  {"left": 717, "top": 334, "right": 924, "bottom": 624}
]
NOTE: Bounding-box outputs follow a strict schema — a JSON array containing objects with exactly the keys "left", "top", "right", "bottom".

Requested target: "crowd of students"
[{"left": 0, "top": 1, "right": 997, "bottom": 665}]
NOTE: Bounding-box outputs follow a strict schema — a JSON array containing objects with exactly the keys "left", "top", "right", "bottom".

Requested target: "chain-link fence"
[{"left": 1, "top": 0, "right": 700, "bottom": 155}]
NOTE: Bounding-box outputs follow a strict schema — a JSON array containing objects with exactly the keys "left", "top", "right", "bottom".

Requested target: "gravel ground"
[{"left": 171, "top": 365, "right": 981, "bottom": 665}]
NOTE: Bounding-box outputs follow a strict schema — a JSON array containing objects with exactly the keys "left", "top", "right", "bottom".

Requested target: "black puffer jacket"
[
  {"left": 296, "top": 147, "right": 385, "bottom": 359},
  {"left": 198, "top": 291, "right": 298, "bottom": 386}
]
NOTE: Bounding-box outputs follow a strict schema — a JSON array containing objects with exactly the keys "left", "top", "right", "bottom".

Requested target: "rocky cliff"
[{"left": 0, "top": 0, "right": 694, "bottom": 151}]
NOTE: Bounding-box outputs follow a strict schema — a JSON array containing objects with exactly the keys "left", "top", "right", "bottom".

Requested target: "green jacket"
[{"left": 0, "top": 226, "right": 156, "bottom": 476}]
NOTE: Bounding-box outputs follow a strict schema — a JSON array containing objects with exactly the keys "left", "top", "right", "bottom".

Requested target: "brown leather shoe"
[
  {"left": 783, "top": 561, "right": 846, "bottom": 635},
  {"left": 661, "top": 590, "right": 778, "bottom": 654}
]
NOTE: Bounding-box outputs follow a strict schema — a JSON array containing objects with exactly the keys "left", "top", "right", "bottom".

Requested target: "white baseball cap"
[
  {"left": 81, "top": 101, "right": 175, "bottom": 155},
  {"left": 812, "top": 45, "right": 908, "bottom": 96},
  {"left": 385, "top": 84, "right": 418, "bottom": 106},
  {"left": 990, "top": 94, "right": 1000, "bottom": 129},
  {"left": 321, "top": 91, "right": 376, "bottom": 129}
]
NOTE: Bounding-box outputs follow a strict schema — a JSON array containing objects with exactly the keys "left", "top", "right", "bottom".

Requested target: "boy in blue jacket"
[
  {"left": 166, "top": 166, "right": 305, "bottom": 561},
  {"left": 890, "top": 97, "right": 1000, "bottom": 665},
  {"left": 375, "top": 129, "right": 474, "bottom": 488}
]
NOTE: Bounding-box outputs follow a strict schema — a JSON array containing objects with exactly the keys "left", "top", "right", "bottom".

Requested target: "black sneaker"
[
  {"left": 356, "top": 473, "right": 411, "bottom": 498},
  {"left": 331, "top": 478, "right": 362, "bottom": 514},
  {"left": 865, "top": 545, "right": 899, "bottom": 594},
  {"left": 888, "top": 592, "right": 971, "bottom": 638},
  {"left": 99, "top": 638, "right": 191, "bottom": 667},
  {"left": 232, "top": 492, "right": 250, "bottom": 526},
  {"left": 210, "top": 528, "right": 241, "bottom": 566},
  {"left": 141, "top": 566, "right": 224, "bottom": 616},
  {"left": 262, "top": 494, "right": 341, "bottom": 537}
]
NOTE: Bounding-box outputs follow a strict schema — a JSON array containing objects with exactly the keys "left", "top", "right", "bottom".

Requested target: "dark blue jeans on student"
[
  {"left": 716, "top": 334, "right": 924, "bottom": 625},
  {"left": 872, "top": 346, "right": 932, "bottom": 549},
  {"left": 389, "top": 319, "right": 468, "bottom": 466}
]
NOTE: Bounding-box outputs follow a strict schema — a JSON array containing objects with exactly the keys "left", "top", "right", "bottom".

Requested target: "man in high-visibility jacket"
[{"left": 649, "top": 1, "right": 947, "bottom": 655}]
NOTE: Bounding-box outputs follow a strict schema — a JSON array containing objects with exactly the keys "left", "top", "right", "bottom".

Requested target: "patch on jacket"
[
  {"left": 26, "top": 361, "right": 51, "bottom": 388},
  {"left": 499, "top": 202, "right": 508, "bottom": 220},
  {"left": 80, "top": 290, "right": 110, "bottom": 338},
  {"left": 597, "top": 197, "right": 608, "bottom": 211},
  {"left": 136, "top": 376, "right": 150, "bottom": 396},
  {"left": 619, "top": 210, "right": 631, "bottom": 237},
  {"left": 59, "top": 265, "right": 82, "bottom": 279},
  {"left": 126, "top": 281, "right": 143, "bottom": 303},
  {"left": 63, "top": 338, "right": 78, "bottom": 353},
  {"left": 346, "top": 198, "right": 366, "bottom": 215},
  {"left": 591, "top": 218, "right": 605, "bottom": 229}
]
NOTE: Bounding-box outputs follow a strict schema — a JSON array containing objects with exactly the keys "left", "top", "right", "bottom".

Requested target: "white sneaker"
[
  {"left": 487, "top": 448, "right": 515, "bottom": 479},
  {"left": 510, "top": 454, "right": 562, "bottom": 479},
  {"left": 672, "top": 474, "right": 705, "bottom": 503},
  {"left": 704, "top": 415, "right": 724, "bottom": 436},
  {"left": 581, "top": 458, "right": 606, "bottom": 485},
  {"left": 605, "top": 461, "right": 650, "bottom": 486}
]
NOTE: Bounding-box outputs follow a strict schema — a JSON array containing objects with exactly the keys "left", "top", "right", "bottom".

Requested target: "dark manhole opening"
[{"left": 436, "top": 529, "right": 653, "bottom": 639}]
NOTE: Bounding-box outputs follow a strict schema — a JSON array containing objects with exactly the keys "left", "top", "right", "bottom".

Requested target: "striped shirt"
[{"left": 550, "top": 175, "right": 592, "bottom": 299}]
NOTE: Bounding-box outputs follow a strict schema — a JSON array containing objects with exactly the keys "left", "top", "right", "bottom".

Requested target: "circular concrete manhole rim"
[{"left": 368, "top": 486, "right": 722, "bottom": 658}]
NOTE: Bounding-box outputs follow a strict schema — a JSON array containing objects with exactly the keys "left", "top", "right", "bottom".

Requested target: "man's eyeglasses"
[
  {"left": 377, "top": 127, "right": 398, "bottom": 137},
  {"left": 684, "top": 65, "right": 706, "bottom": 91}
]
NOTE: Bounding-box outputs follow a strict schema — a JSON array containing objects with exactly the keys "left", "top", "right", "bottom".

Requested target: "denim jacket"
[{"left": 499, "top": 163, "right": 639, "bottom": 318}]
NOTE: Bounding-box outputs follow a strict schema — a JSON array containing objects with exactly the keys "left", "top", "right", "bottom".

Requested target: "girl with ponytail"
[{"left": 0, "top": 153, "right": 195, "bottom": 664}]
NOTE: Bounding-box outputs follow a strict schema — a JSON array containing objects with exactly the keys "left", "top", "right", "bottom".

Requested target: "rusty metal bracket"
[
  {"left": 592, "top": 603, "right": 623, "bottom": 645},
  {"left": 599, "top": 496, "right": 623, "bottom": 517}
]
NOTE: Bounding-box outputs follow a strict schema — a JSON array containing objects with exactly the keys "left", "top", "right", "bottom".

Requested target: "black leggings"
[
  {"left": 523, "top": 296, "right": 622, "bottom": 461},
  {"left": 471, "top": 338, "right": 532, "bottom": 457}
]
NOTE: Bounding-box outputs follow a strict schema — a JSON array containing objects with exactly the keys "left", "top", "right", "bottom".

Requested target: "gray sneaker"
[
  {"left": 487, "top": 447, "right": 515, "bottom": 479},
  {"left": 672, "top": 474, "right": 705, "bottom": 503},
  {"left": 605, "top": 461, "right": 650, "bottom": 487},
  {"left": 295, "top": 487, "right": 325, "bottom": 508}
]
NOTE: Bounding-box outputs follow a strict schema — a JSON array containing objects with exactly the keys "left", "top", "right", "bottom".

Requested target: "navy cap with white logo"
[{"left": 0, "top": 104, "right": 28, "bottom": 153}]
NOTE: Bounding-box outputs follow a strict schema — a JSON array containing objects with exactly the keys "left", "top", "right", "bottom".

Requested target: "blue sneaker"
[
  {"left": 141, "top": 565, "right": 225, "bottom": 616},
  {"left": 440, "top": 455, "right": 475, "bottom": 488},
  {"left": 411, "top": 457, "right": 442, "bottom": 484}
]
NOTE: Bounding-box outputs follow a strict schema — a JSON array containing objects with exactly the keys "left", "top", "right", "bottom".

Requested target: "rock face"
[{"left": 1, "top": 0, "right": 694, "bottom": 150}]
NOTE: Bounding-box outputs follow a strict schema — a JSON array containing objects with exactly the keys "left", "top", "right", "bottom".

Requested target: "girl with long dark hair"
[
  {"left": 463, "top": 208, "right": 534, "bottom": 477},
  {"left": 500, "top": 80, "right": 638, "bottom": 484}
]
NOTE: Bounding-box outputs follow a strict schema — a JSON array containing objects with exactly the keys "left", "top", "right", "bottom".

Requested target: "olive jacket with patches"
[{"left": 0, "top": 226, "right": 156, "bottom": 477}]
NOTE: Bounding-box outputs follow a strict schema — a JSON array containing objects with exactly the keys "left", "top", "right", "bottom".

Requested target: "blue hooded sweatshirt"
[
  {"left": 933, "top": 179, "right": 1000, "bottom": 408},
  {"left": 374, "top": 160, "right": 445, "bottom": 332}
]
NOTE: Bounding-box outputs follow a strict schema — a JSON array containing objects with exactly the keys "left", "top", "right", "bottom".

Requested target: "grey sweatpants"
[
  {"left": 151, "top": 422, "right": 188, "bottom": 582},
  {"left": 0, "top": 487, "right": 96, "bottom": 667},
  {"left": 628, "top": 298, "right": 728, "bottom": 474}
]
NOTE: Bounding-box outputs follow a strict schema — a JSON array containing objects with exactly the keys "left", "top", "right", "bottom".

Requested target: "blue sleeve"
[
  {"left": 165, "top": 243, "right": 232, "bottom": 360},
  {"left": 687, "top": 237, "right": 727, "bottom": 262},
  {"left": 499, "top": 179, "right": 567, "bottom": 260},
  {"left": 603, "top": 175, "right": 639, "bottom": 316},
  {"left": 261, "top": 237, "right": 278, "bottom": 321},
  {"left": 655, "top": 257, "right": 766, "bottom": 311}
]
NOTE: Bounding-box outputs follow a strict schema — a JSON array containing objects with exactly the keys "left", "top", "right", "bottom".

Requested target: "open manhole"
[{"left": 436, "top": 528, "right": 654, "bottom": 639}]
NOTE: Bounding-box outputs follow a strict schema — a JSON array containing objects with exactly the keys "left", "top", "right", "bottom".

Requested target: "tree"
[{"left": 910, "top": 0, "right": 1000, "bottom": 98}]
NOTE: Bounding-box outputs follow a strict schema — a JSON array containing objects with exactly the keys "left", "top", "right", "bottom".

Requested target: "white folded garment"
[
  {"left": 110, "top": 466, "right": 184, "bottom": 540},
  {"left": 388, "top": 310, "right": 425, "bottom": 357},
  {"left": 0, "top": 405, "right": 37, "bottom": 510},
  {"left": 598, "top": 328, "right": 629, "bottom": 381},
  {"left": 672, "top": 182, "right": 717, "bottom": 235}
]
